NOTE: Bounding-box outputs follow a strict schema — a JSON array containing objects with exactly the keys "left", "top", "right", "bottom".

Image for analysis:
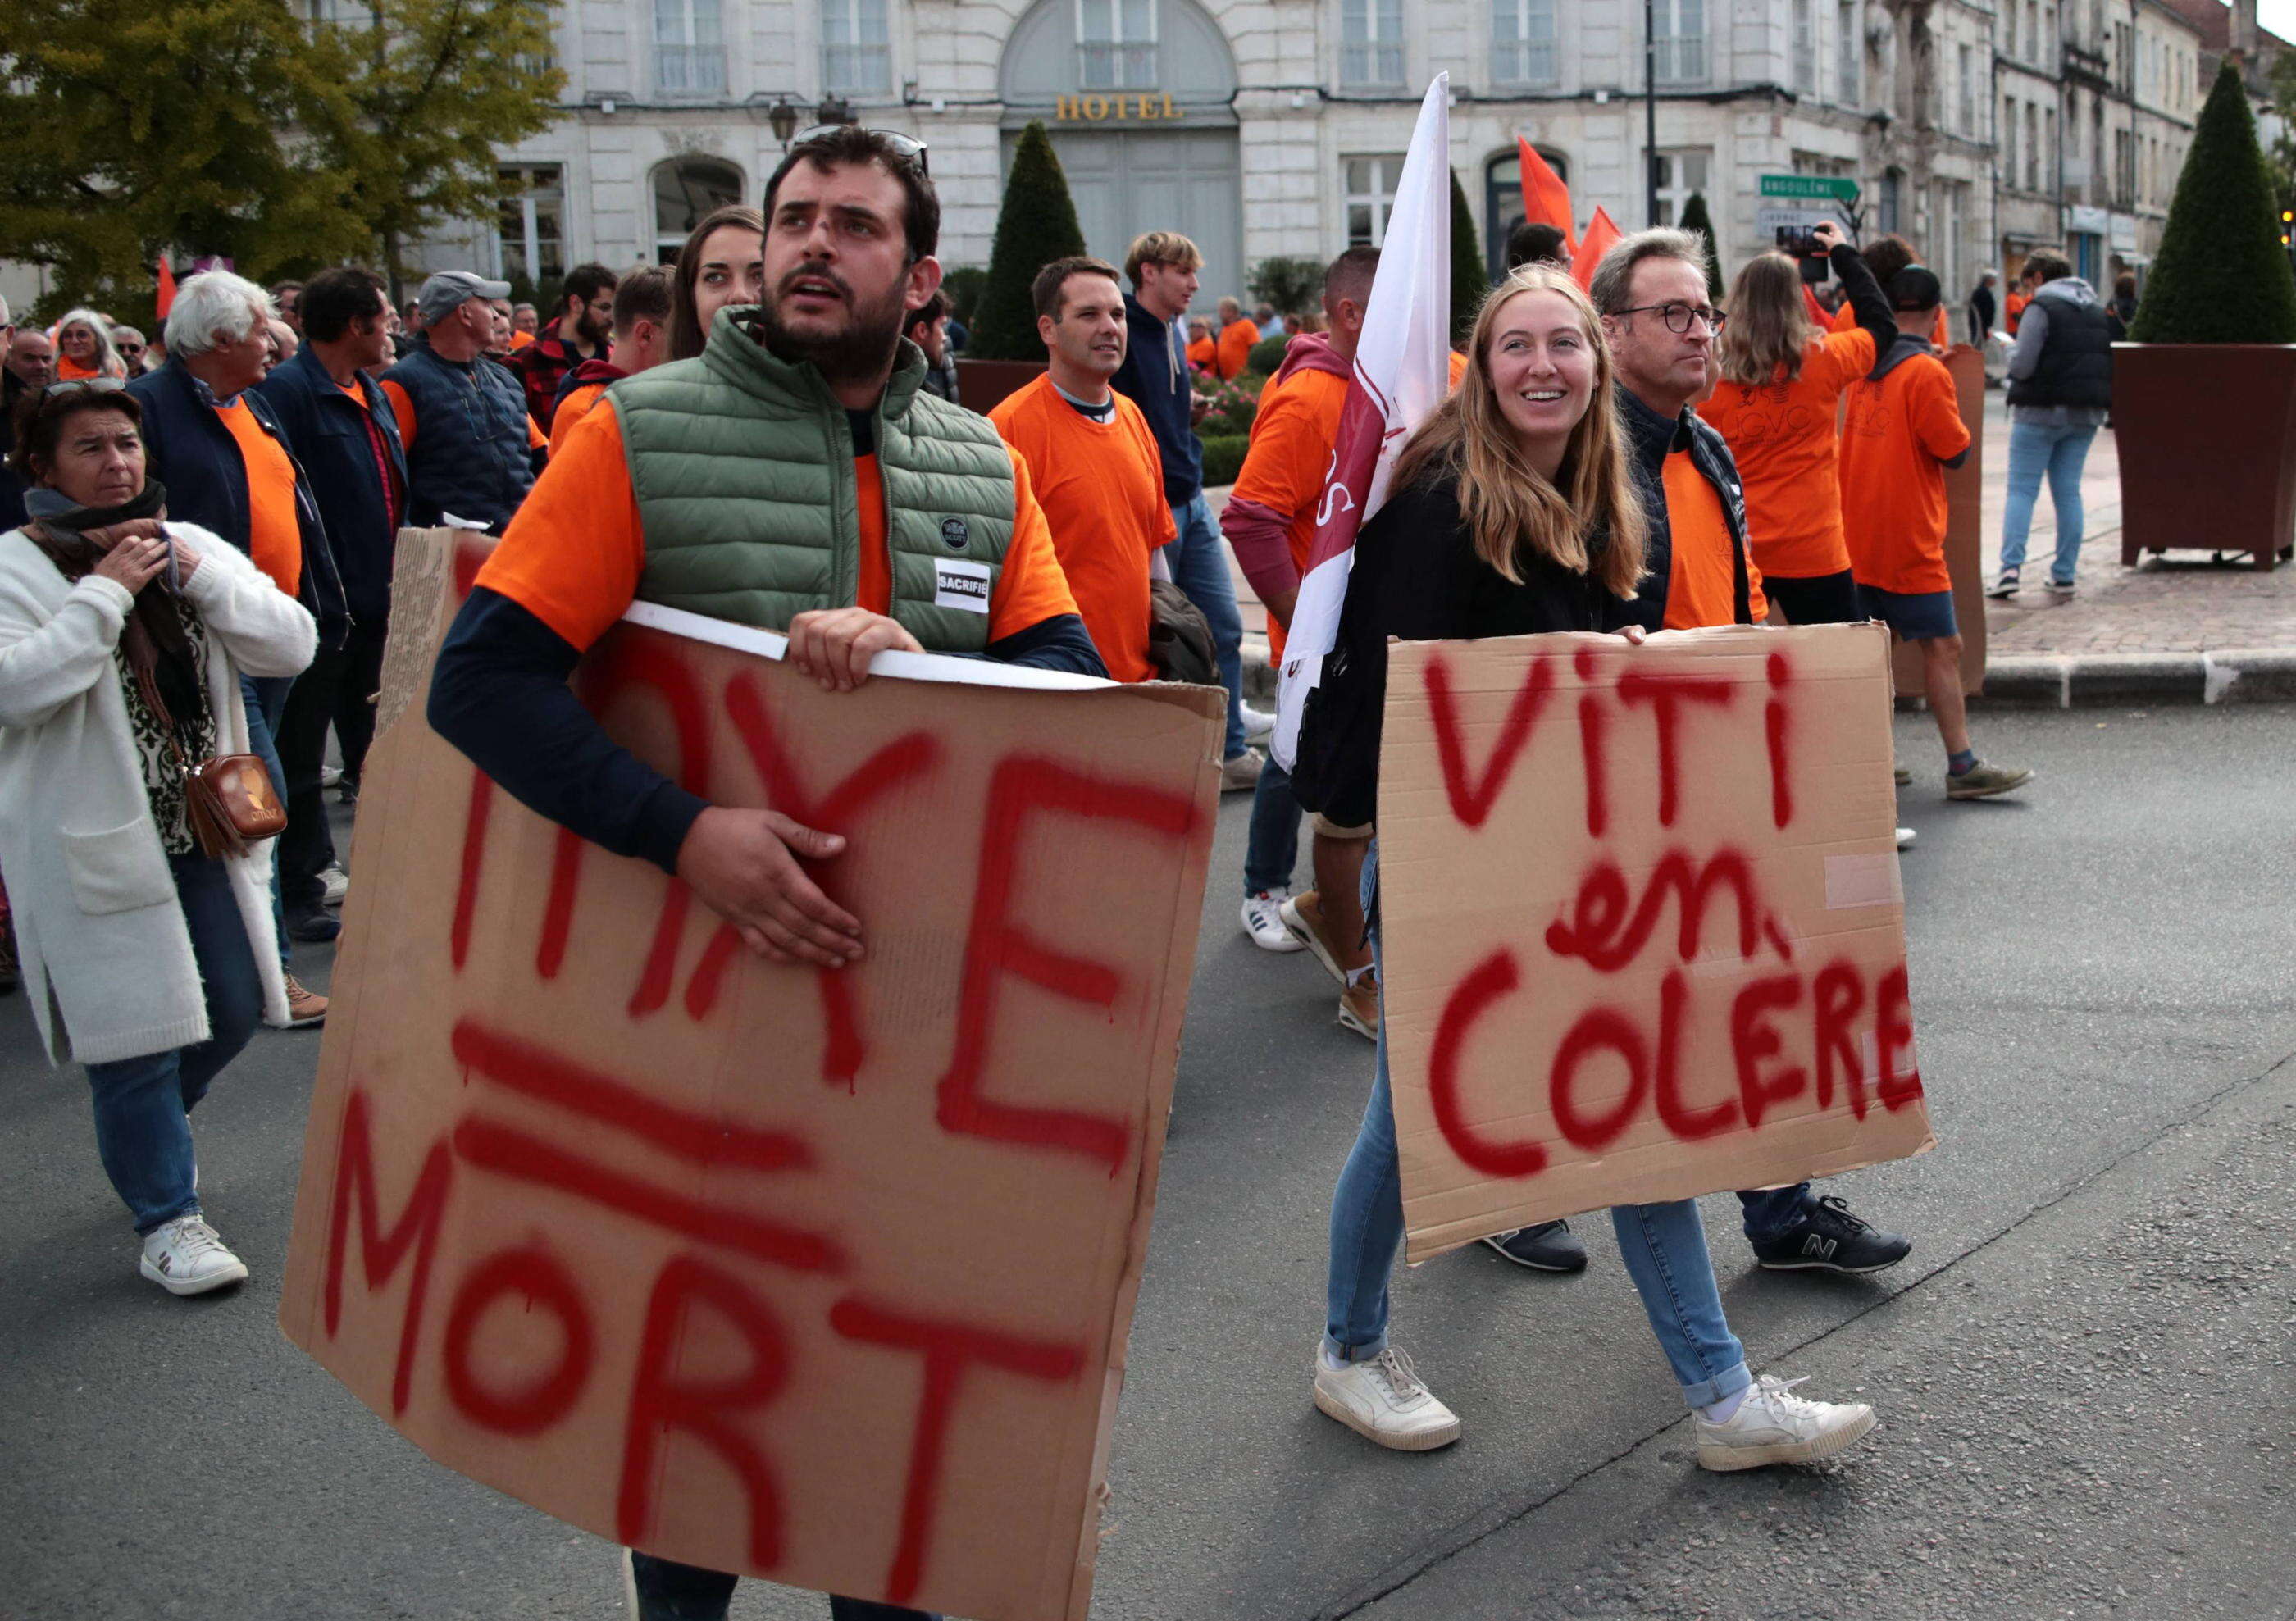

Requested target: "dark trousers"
[
  {"left": 275, "top": 644, "right": 350, "bottom": 914},
  {"left": 627, "top": 1554, "right": 939, "bottom": 1621},
  {"left": 331, "top": 614, "right": 390, "bottom": 787},
  {"left": 1759, "top": 567, "right": 1862, "bottom": 626}
]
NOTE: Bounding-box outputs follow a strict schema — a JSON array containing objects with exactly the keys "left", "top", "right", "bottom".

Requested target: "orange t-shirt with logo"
[
  {"left": 1697, "top": 328, "right": 1875, "bottom": 581},
  {"left": 476, "top": 399, "right": 1078, "bottom": 656},
  {"left": 1838, "top": 353, "right": 1970, "bottom": 596},
  {"left": 216, "top": 397, "right": 302, "bottom": 597},
  {"left": 1215, "top": 318, "right": 1260, "bottom": 380},
  {"left": 1830, "top": 299, "right": 1950, "bottom": 352},
  {"left": 988, "top": 376, "right": 1172, "bottom": 683},
  {"left": 1660, "top": 450, "right": 1744, "bottom": 631}
]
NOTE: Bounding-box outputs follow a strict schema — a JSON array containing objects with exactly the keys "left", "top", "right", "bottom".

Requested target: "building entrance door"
[
  {"left": 1000, "top": 0, "right": 1243, "bottom": 303},
  {"left": 1020, "top": 128, "right": 1243, "bottom": 305}
]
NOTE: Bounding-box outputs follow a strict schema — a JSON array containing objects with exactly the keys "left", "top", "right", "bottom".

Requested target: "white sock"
[
  {"left": 1702, "top": 1387, "right": 1748, "bottom": 1423},
  {"left": 1343, "top": 963, "right": 1373, "bottom": 990}
]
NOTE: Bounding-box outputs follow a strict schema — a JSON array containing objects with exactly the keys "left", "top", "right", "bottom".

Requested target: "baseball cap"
[
  {"left": 417, "top": 271, "right": 513, "bottom": 326},
  {"left": 1889, "top": 266, "right": 1943, "bottom": 312}
]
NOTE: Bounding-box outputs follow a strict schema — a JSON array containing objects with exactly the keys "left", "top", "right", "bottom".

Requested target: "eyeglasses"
[
  {"left": 46, "top": 377, "right": 127, "bottom": 395},
  {"left": 790, "top": 125, "right": 930, "bottom": 175},
  {"left": 117, "top": 344, "right": 145, "bottom": 357},
  {"left": 1615, "top": 302, "right": 1728, "bottom": 335}
]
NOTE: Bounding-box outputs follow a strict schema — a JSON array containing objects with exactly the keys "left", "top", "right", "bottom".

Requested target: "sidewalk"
[{"left": 1212, "top": 389, "right": 2296, "bottom": 708}]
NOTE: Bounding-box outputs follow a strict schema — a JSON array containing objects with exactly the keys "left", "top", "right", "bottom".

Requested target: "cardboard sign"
[
  {"left": 278, "top": 530, "right": 1225, "bottom": 1621},
  {"left": 1376, "top": 624, "right": 1934, "bottom": 1264}
]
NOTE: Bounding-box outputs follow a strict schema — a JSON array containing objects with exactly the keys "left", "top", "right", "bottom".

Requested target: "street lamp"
[
  {"left": 817, "top": 93, "right": 855, "bottom": 128},
  {"left": 768, "top": 97, "right": 800, "bottom": 149}
]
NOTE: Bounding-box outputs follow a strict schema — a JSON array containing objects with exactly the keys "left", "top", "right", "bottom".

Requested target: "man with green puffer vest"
[{"left": 426, "top": 122, "right": 1098, "bottom": 1621}]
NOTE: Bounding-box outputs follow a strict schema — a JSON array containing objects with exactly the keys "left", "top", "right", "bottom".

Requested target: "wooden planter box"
[
  {"left": 955, "top": 357, "right": 1047, "bottom": 415},
  {"left": 2113, "top": 343, "right": 2296, "bottom": 571}
]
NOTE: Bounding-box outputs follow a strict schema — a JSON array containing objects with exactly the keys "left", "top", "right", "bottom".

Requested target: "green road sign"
[{"left": 1760, "top": 174, "right": 1860, "bottom": 202}]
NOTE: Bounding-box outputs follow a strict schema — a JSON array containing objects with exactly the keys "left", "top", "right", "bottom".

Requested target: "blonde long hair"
[
  {"left": 1392, "top": 265, "right": 1645, "bottom": 599},
  {"left": 1716, "top": 253, "right": 1819, "bottom": 387}
]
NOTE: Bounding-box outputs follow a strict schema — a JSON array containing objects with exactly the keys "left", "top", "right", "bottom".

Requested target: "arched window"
[
  {"left": 1484, "top": 148, "right": 1569, "bottom": 280},
  {"left": 654, "top": 157, "right": 746, "bottom": 262}
]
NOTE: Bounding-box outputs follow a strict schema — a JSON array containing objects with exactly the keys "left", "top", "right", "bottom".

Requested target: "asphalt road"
[{"left": 3, "top": 706, "right": 2294, "bottom": 1621}]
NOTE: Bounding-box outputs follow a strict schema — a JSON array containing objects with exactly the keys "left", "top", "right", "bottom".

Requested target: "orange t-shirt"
[
  {"left": 1186, "top": 337, "right": 1216, "bottom": 372},
  {"left": 2004, "top": 291, "right": 2028, "bottom": 334},
  {"left": 56, "top": 354, "right": 102, "bottom": 381},
  {"left": 1697, "top": 329, "right": 1876, "bottom": 581},
  {"left": 1831, "top": 299, "right": 1950, "bottom": 352},
  {"left": 1660, "top": 450, "right": 1741, "bottom": 631},
  {"left": 1215, "top": 319, "right": 1260, "bottom": 380},
  {"left": 476, "top": 399, "right": 1078, "bottom": 655},
  {"left": 1838, "top": 353, "right": 1970, "bottom": 596},
  {"left": 509, "top": 330, "right": 536, "bottom": 351},
  {"left": 550, "top": 382, "right": 607, "bottom": 454},
  {"left": 215, "top": 397, "right": 302, "bottom": 597},
  {"left": 988, "top": 376, "right": 1173, "bottom": 683},
  {"left": 1229, "top": 367, "right": 1347, "bottom": 663}
]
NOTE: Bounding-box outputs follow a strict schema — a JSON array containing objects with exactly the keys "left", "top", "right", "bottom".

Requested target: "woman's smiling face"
[{"left": 1485, "top": 288, "right": 1597, "bottom": 451}]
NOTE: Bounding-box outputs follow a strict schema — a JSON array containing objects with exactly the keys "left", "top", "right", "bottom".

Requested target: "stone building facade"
[{"left": 444, "top": 0, "right": 2207, "bottom": 315}]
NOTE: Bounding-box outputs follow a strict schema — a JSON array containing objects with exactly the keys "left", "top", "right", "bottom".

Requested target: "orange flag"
[
  {"left": 1515, "top": 138, "right": 1578, "bottom": 254},
  {"left": 1571, "top": 206, "right": 1623, "bottom": 292},
  {"left": 156, "top": 258, "right": 177, "bottom": 318}
]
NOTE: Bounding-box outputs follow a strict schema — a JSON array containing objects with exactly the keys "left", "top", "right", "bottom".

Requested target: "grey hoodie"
[{"left": 2007, "top": 275, "right": 2109, "bottom": 427}]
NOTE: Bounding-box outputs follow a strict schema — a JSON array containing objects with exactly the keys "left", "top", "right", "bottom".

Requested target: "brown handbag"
[{"left": 129, "top": 662, "right": 286, "bottom": 860}]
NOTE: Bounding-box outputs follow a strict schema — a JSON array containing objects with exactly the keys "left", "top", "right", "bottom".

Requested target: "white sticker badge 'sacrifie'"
[{"left": 934, "top": 558, "right": 993, "bottom": 613}]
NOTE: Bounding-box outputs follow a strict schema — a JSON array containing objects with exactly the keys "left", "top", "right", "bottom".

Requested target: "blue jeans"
[
  {"left": 1243, "top": 752, "right": 1301, "bottom": 896},
  {"left": 1323, "top": 845, "right": 1752, "bottom": 1409},
  {"left": 239, "top": 673, "right": 294, "bottom": 977},
  {"left": 83, "top": 854, "right": 264, "bottom": 1233},
  {"left": 1999, "top": 418, "right": 2099, "bottom": 585},
  {"left": 626, "top": 1553, "right": 938, "bottom": 1621},
  {"left": 1164, "top": 492, "right": 1246, "bottom": 760}
]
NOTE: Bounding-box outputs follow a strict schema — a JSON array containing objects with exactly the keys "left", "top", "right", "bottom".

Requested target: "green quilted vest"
[{"left": 613, "top": 310, "right": 1015, "bottom": 651}]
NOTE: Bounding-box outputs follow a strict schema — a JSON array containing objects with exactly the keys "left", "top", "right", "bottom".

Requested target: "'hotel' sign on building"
[{"left": 1055, "top": 91, "right": 1182, "bottom": 121}]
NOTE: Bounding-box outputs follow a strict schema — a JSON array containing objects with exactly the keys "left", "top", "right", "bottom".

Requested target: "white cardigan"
[{"left": 0, "top": 521, "right": 317, "bottom": 1063}]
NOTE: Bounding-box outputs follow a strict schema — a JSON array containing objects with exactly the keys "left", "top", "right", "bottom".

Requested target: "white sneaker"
[
  {"left": 1239, "top": 702, "right": 1277, "bottom": 742},
  {"left": 1220, "top": 749, "right": 1264, "bottom": 792},
  {"left": 139, "top": 1214, "right": 249, "bottom": 1296},
  {"left": 1241, "top": 887, "right": 1304, "bottom": 951},
  {"left": 1312, "top": 1346, "right": 1461, "bottom": 1451},
  {"left": 1894, "top": 826, "right": 1916, "bottom": 850},
  {"left": 1695, "top": 1374, "right": 1876, "bottom": 1471},
  {"left": 321, "top": 863, "right": 350, "bottom": 907},
  {"left": 321, "top": 763, "right": 343, "bottom": 789}
]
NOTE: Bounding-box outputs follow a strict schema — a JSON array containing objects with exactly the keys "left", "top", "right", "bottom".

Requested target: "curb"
[{"left": 1237, "top": 645, "right": 2296, "bottom": 708}]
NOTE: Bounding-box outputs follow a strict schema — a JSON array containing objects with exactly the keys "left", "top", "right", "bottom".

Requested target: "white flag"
[{"left": 1270, "top": 73, "right": 1454, "bottom": 772}]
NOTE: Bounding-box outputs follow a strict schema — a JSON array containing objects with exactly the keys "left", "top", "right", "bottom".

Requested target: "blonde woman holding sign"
[{"left": 1289, "top": 266, "right": 1880, "bottom": 1469}]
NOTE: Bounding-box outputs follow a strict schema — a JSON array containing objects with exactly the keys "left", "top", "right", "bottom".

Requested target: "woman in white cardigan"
[{"left": 0, "top": 382, "right": 315, "bottom": 1295}]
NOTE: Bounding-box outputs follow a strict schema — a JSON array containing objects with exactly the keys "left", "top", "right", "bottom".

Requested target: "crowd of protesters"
[{"left": 0, "top": 121, "right": 2102, "bottom": 1621}]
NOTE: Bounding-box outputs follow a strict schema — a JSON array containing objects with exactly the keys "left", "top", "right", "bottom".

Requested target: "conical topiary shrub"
[
  {"left": 1450, "top": 167, "right": 1488, "bottom": 345},
  {"left": 2128, "top": 62, "right": 2296, "bottom": 344},
  {"left": 969, "top": 121, "right": 1090, "bottom": 360},
  {"left": 1679, "top": 190, "right": 1725, "bottom": 301}
]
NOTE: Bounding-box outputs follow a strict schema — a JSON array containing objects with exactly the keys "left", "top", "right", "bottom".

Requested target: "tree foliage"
[
  {"left": 0, "top": 0, "right": 563, "bottom": 322},
  {"left": 1247, "top": 256, "right": 1324, "bottom": 316},
  {"left": 1679, "top": 191, "right": 1726, "bottom": 301},
  {"left": 2130, "top": 61, "right": 2296, "bottom": 344},
  {"left": 970, "top": 122, "right": 1089, "bottom": 361},
  {"left": 1449, "top": 168, "right": 1487, "bottom": 345}
]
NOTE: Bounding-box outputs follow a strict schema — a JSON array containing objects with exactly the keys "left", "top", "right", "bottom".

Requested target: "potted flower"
[
  {"left": 2116, "top": 63, "right": 2296, "bottom": 571},
  {"left": 957, "top": 121, "right": 1082, "bottom": 413}
]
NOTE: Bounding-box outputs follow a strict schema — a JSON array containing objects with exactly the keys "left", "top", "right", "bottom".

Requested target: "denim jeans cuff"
[
  {"left": 135, "top": 1196, "right": 200, "bottom": 1237},
  {"left": 1321, "top": 1332, "right": 1389, "bottom": 1365},
  {"left": 1682, "top": 1359, "right": 1752, "bottom": 1410}
]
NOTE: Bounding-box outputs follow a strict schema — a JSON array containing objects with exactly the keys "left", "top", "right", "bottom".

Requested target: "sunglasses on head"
[
  {"left": 46, "top": 377, "right": 128, "bottom": 395},
  {"left": 790, "top": 125, "right": 929, "bottom": 175}
]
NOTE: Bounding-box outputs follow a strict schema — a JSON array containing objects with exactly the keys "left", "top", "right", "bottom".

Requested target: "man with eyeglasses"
[{"left": 1485, "top": 227, "right": 1917, "bottom": 1285}]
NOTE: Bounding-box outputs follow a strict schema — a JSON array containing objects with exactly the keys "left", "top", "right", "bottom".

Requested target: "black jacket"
[
  {"left": 1613, "top": 383, "right": 1753, "bottom": 633},
  {"left": 127, "top": 357, "right": 350, "bottom": 649},
  {"left": 1110, "top": 293, "right": 1202, "bottom": 503},
  {"left": 1291, "top": 471, "right": 1626, "bottom": 829},
  {"left": 256, "top": 344, "right": 408, "bottom": 624}
]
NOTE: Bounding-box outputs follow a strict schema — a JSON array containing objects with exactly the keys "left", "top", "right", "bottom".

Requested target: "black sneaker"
[
  {"left": 1481, "top": 1219, "right": 1588, "bottom": 1273},
  {"left": 286, "top": 907, "right": 342, "bottom": 944},
  {"left": 1750, "top": 1195, "right": 1911, "bottom": 1274}
]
